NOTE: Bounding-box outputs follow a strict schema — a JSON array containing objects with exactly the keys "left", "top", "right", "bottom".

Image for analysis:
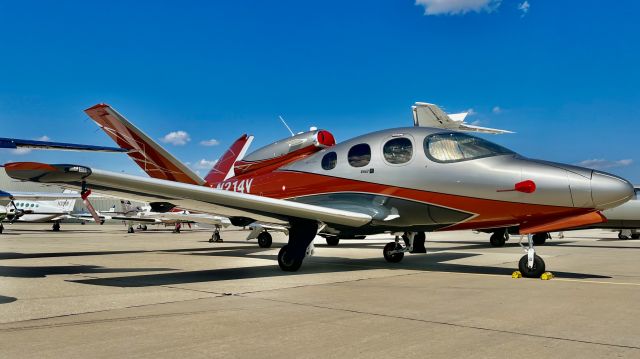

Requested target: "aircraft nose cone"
[{"left": 591, "top": 171, "right": 634, "bottom": 210}]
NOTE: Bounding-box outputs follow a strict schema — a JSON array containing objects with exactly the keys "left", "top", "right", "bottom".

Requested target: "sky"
[{"left": 1, "top": 0, "right": 639, "bottom": 182}]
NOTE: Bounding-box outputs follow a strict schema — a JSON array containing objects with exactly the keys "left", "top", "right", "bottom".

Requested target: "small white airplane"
[
  {"left": 74, "top": 200, "right": 232, "bottom": 239},
  {"left": 412, "top": 102, "right": 513, "bottom": 134},
  {"left": 0, "top": 190, "right": 79, "bottom": 233}
]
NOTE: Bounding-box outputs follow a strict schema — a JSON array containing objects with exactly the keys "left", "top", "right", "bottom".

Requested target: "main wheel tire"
[
  {"left": 278, "top": 244, "right": 303, "bottom": 272},
  {"left": 532, "top": 233, "right": 547, "bottom": 245},
  {"left": 325, "top": 236, "right": 340, "bottom": 246},
  {"left": 128, "top": 227, "right": 134, "bottom": 234},
  {"left": 142, "top": 225, "right": 148, "bottom": 231},
  {"left": 52, "top": 223, "right": 60, "bottom": 232},
  {"left": 383, "top": 242, "right": 405, "bottom": 263},
  {"left": 257, "top": 232, "right": 272, "bottom": 248},
  {"left": 618, "top": 232, "right": 629, "bottom": 240},
  {"left": 518, "top": 254, "right": 546, "bottom": 278},
  {"left": 0, "top": 224, "right": 3, "bottom": 234},
  {"left": 490, "top": 232, "right": 506, "bottom": 247},
  {"left": 631, "top": 234, "right": 640, "bottom": 240}
]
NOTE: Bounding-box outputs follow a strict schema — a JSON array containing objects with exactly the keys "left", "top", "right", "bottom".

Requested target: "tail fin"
[
  {"left": 85, "top": 104, "right": 205, "bottom": 185},
  {"left": 204, "top": 134, "right": 254, "bottom": 186}
]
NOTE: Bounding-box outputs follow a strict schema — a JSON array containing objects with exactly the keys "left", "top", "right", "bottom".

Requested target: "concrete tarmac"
[{"left": 1, "top": 223, "right": 639, "bottom": 358}]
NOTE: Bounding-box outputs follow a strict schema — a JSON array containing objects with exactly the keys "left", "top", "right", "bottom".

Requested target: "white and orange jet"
[{"left": 3, "top": 103, "right": 634, "bottom": 277}]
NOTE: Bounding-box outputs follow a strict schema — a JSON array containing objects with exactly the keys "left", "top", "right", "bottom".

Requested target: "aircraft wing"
[
  {"left": 0, "top": 137, "right": 128, "bottom": 152},
  {"left": 0, "top": 190, "right": 81, "bottom": 200},
  {"left": 4, "top": 162, "right": 373, "bottom": 228},
  {"left": 142, "top": 212, "right": 232, "bottom": 226},
  {"left": 412, "top": 102, "right": 513, "bottom": 134},
  {"left": 457, "top": 123, "right": 514, "bottom": 134}
]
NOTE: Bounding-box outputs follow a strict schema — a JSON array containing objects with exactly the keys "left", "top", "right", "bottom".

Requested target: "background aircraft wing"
[
  {"left": 457, "top": 123, "right": 514, "bottom": 134},
  {"left": 4, "top": 162, "right": 373, "bottom": 228},
  {"left": 0, "top": 190, "right": 81, "bottom": 200},
  {"left": 412, "top": 102, "right": 513, "bottom": 134},
  {"left": 143, "top": 212, "right": 232, "bottom": 226},
  {"left": 0, "top": 137, "right": 128, "bottom": 152}
]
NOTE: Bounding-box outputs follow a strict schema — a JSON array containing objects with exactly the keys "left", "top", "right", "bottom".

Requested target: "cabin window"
[
  {"left": 321, "top": 151, "right": 337, "bottom": 170},
  {"left": 348, "top": 143, "right": 371, "bottom": 167},
  {"left": 425, "top": 132, "right": 514, "bottom": 163},
  {"left": 383, "top": 137, "right": 413, "bottom": 164}
]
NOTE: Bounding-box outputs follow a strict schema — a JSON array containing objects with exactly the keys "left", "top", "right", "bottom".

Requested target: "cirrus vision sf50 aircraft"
[{"left": 3, "top": 103, "right": 634, "bottom": 277}]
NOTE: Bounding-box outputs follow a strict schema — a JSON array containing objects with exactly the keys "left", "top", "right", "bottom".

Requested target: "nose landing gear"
[{"left": 518, "top": 234, "right": 546, "bottom": 278}]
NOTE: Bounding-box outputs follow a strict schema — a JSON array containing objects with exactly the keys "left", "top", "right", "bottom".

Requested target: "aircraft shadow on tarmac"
[
  {"left": 0, "top": 265, "right": 176, "bottom": 278},
  {"left": 0, "top": 295, "right": 17, "bottom": 304},
  {"left": 68, "top": 248, "right": 610, "bottom": 288}
]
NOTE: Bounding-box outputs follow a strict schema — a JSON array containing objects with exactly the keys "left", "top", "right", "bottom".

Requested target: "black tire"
[
  {"left": 142, "top": 225, "right": 148, "bottom": 231},
  {"left": 383, "top": 241, "right": 404, "bottom": 263},
  {"left": 0, "top": 224, "right": 3, "bottom": 234},
  {"left": 631, "top": 234, "right": 640, "bottom": 240},
  {"left": 518, "top": 254, "right": 546, "bottom": 278},
  {"left": 532, "top": 233, "right": 547, "bottom": 245},
  {"left": 257, "top": 231, "right": 272, "bottom": 248},
  {"left": 278, "top": 244, "right": 303, "bottom": 272},
  {"left": 52, "top": 223, "right": 60, "bottom": 232},
  {"left": 618, "top": 232, "right": 628, "bottom": 240},
  {"left": 128, "top": 227, "right": 134, "bottom": 234},
  {"left": 325, "top": 236, "right": 340, "bottom": 246},
  {"left": 490, "top": 232, "right": 506, "bottom": 247}
]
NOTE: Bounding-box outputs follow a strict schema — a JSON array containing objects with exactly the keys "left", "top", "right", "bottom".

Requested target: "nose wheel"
[{"left": 518, "top": 234, "right": 546, "bottom": 278}]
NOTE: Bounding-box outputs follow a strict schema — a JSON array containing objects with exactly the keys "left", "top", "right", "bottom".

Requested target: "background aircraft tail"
[
  {"left": 204, "top": 134, "right": 254, "bottom": 186},
  {"left": 85, "top": 104, "right": 205, "bottom": 185}
]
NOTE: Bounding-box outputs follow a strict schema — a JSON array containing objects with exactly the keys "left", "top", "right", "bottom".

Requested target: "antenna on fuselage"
[{"left": 278, "top": 116, "right": 295, "bottom": 137}]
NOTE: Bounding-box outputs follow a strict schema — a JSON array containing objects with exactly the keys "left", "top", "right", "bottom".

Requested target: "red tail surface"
[
  {"left": 85, "top": 104, "right": 205, "bottom": 185},
  {"left": 204, "top": 134, "right": 253, "bottom": 186}
]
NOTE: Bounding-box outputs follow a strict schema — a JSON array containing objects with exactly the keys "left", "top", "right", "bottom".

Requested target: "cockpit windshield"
[{"left": 425, "top": 132, "right": 515, "bottom": 163}]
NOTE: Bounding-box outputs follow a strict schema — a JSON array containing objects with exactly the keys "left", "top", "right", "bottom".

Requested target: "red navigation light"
[
  {"left": 515, "top": 180, "right": 536, "bottom": 193},
  {"left": 316, "top": 130, "right": 336, "bottom": 147}
]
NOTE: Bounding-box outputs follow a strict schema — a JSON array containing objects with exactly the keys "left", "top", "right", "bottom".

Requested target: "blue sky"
[{"left": 1, "top": 0, "right": 639, "bottom": 182}]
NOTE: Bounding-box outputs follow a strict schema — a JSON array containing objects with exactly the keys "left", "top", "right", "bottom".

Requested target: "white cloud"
[
  {"left": 470, "top": 120, "right": 482, "bottom": 125},
  {"left": 160, "top": 131, "right": 190, "bottom": 146},
  {"left": 194, "top": 159, "right": 218, "bottom": 169},
  {"left": 518, "top": 1, "right": 530, "bottom": 17},
  {"left": 492, "top": 106, "right": 502, "bottom": 114},
  {"left": 199, "top": 139, "right": 220, "bottom": 147},
  {"left": 416, "top": 0, "right": 502, "bottom": 15},
  {"left": 466, "top": 108, "right": 477, "bottom": 116},
  {"left": 36, "top": 135, "right": 50, "bottom": 141},
  {"left": 576, "top": 159, "right": 633, "bottom": 170}
]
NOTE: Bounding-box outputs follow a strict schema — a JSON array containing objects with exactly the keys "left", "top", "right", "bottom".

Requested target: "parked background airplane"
[
  {"left": 4, "top": 102, "right": 634, "bottom": 278},
  {"left": 0, "top": 190, "right": 79, "bottom": 232},
  {"left": 412, "top": 102, "right": 513, "bottom": 134}
]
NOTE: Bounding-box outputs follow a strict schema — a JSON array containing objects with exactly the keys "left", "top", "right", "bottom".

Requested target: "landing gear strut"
[
  {"left": 383, "top": 232, "right": 426, "bottom": 263},
  {"left": 209, "top": 225, "right": 223, "bottom": 243},
  {"left": 52, "top": 221, "right": 61, "bottom": 232},
  {"left": 518, "top": 234, "right": 546, "bottom": 278},
  {"left": 277, "top": 219, "right": 317, "bottom": 271}
]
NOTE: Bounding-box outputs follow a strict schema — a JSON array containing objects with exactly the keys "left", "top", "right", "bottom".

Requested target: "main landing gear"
[
  {"left": 209, "top": 225, "right": 223, "bottom": 243},
  {"left": 52, "top": 221, "right": 61, "bottom": 232},
  {"left": 618, "top": 230, "right": 640, "bottom": 240},
  {"left": 136, "top": 224, "right": 148, "bottom": 231},
  {"left": 490, "top": 229, "right": 509, "bottom": 247},
  {"left": 277, "top": 219, "right": 317, "bottom": 272},
  {"left": 383, "top": 232, "right": 427, "bottom": 263},
  {"left": 518, "top": 234, "right": 546, "bottom": 278},
  {"left": 0, "top": 223, "right": 4, "bottom": 234}
]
